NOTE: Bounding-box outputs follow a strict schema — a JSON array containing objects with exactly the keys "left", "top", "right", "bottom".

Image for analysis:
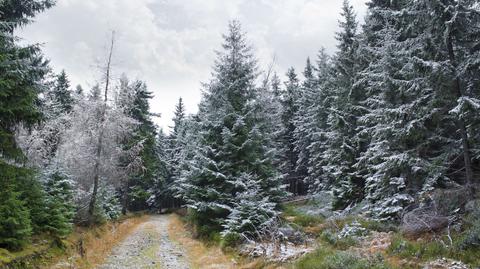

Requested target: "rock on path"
[{"left": 98, "top": 215, "right": 190, "bottom": 269}]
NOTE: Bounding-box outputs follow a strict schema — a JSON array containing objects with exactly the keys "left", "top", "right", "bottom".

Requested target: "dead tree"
[{"left": 88, "top": 31, "right": 116, "bottom": 224}]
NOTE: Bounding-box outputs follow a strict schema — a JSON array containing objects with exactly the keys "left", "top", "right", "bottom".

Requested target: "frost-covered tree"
[
  {"left": 49, "top": 70, "right": 74, "bottom": 115},
  {"left": 150, "top": 98, "right": 188, "bottom": 210},
  {"left": 324, "top": 0, "right": 364, "bottom": 209},
  {"left": 222, "top": 173, "right": 278, "bottom": 240},
  {"left": 55, "top": 82, "right": 138, "bottom": 223},
  {"left": 303, "top": 49, "right": 333, "bottom": 192},
  {"left": 17, "top": 71, "right": 74, "bottom": 167},
  {"left": 279, "top": 68, "right": 302, "bottom": 195},
  {"left": 182, "top": 21, "right": 284, "bottom": 236},
  {"left": 293, "top": 58, "right": 319, "bottom": 194},
  {"left": 117, "top": 77, "right": 160, "bottom": 212},
  {"left": 40, "top": 165, "right": 75, "bottom": 238},
  {"left": 412, "top": 0, "right": 480, "bottom": 194}
]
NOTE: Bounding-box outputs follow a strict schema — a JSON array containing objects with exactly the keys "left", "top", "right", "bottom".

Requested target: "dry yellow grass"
[
  {"left": 46, "top": 214, "right": 149, "bottom": 269},
  {"left": 168, "top": 214, "right": 238, "bottom": 269}
]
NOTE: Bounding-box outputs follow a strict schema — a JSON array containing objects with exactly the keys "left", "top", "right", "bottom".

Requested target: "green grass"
[
  {"left": 388, "top": 233, "right": 480, "bottom": 268},
  {"left": 358, "top": 218, "right": 397, "bottom": 233},
  {"left": 282, "top": 205, "right": 325, "bottom": 227},
  {"left": 295, "top": 246, "right": 393, "bottom": 269}
]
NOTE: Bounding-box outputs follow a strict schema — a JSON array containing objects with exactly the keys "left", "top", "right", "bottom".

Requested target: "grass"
[
  {"left": 388, "top": 233, "right": 480, "bottom": 268},
  {"left": 66, "top": 214, "right": 149, "bottom": 268},
  {"left": 168, "top": 214, "right": 239, "bottom": 269},
  {"left": 294, "top": 246, "right": 393, "bottom": 269},
  {"left": 0, "top": 214, "right": 149, "bottom": 268},
  {"left": 282, "top": 205, "right": 325, "bottom": 228}
]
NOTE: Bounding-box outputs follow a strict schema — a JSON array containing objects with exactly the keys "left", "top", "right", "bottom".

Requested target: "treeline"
[
  {"left": 1, "top": 0, "right": 480, "bottom": 252},
  {"left": 166, "top": 0, "right": 480, "bottom": 241},
  {"left": 0, "top": 1, "right": 165, "bottom": 250}
]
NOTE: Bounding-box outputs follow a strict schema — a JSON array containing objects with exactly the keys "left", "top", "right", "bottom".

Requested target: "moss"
[{"left": 0, "top": 238, "right": 63, "bottom": 269}]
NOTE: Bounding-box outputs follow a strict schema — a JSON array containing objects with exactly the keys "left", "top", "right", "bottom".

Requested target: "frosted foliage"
[{"left": 54, "top": 92, "right": 139, "bottom": 193}]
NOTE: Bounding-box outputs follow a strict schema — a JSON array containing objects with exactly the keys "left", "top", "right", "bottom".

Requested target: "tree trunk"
[
  {"left": 87, "top": 31, "right": 115, "bottom": 223},
  {"left": 446, "top": 34, "right": 474, "bottom": 194}
]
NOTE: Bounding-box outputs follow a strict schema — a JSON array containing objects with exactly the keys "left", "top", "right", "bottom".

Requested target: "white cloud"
[{"left": 20, "top": 0, "right": 368, "bottom": 131}]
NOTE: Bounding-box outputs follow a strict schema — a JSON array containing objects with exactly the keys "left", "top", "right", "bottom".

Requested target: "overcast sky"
[{"left": 20, "top": 0, "right": 368, "bottom": 131}]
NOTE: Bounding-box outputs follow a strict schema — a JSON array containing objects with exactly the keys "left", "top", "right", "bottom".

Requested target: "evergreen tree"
[
  {"left": 149, "top": 129, "right": 170, "bottom": 210},
  {"left": 279, "top": 68, "right": 301, "bottom": 195},
  {"left": 41, "top": 165, "right": 75, "bottom": 238},
  {"left": 0, "top": 0, "right": 52, "bottom": 162},
  {"left": 304, "top": 49, "right": 333, "bottom": 192},
  {"left": 222, "top": 173, "right": 277, "bottom": 240},
  {"left": 182, "top": 21, "right": 284, "bottom": 236},
  {"left": 0, "top": 0, "right": 53, "bottom": 250},
  {"left": 293, "top": 58, "right": 318, "bottom": 194},
  {"left": 324, "top": 0, "right": 364, "bottom": 209},
  {"left": 49, "top": 70, "right": 74, "bottom": 115},
  {"left": 118, "top": 78, "right": 160, "bottom": 211},
  {"left": 165, "top": 98, "right": 188, "bottom": 208},
  {"left": 0, "top": 166, "right": 32, "bottom": 250}
]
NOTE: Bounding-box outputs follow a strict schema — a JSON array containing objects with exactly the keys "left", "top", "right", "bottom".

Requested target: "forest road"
[{"left": 98, "top": 215, "right": 190, "bottom": 269}]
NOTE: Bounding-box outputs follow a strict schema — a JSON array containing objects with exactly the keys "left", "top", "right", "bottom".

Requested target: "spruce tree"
[
  {"left": 41, "top": 166, "right": 75, "bottom": 238},
  {"left": 165, "top": 98, "right": 188, "bottom": 208},
  {"left": 49, "top": 70, "right": 74, "bottom": 115},
  {"left": 304, "top": 49, "right": 333, "bottom": 192},
  {"left": 0, "top": 0, "right": 53, "bottom": 249},
  {"left": 183, "top": 21, "right": 284, "bottom": 236},
  {"left": 119, "top": 78, "right": 160, "bottom": 211},
  {"left": 279, "top": 68, "right": 302, "bottom": 195},
  {"left": 0, "top": 166, "right": 33, "bottom": 250},
  {"left": 324, "top": 0, "right": 364, "bottom": 209},
  {"left": 293, "top": 58, "right": 318, "bottom": 194}
]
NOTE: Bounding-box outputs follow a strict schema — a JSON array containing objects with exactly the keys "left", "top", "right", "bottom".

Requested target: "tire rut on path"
[{"left": 98, "top": 215, "right": 190, "bottom": 269}]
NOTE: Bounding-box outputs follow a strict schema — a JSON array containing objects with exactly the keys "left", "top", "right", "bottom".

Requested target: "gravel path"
[{"left": 98, "top": 215, "right": 190, "bottom": 269}]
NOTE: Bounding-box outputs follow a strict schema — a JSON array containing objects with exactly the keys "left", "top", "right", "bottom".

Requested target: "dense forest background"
[{"left": 1, "top": 0, "right": 479, "bottom": 256}]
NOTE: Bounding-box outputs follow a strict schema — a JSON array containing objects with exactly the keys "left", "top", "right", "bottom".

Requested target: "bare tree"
[{"left": 88, "top": 31, "right": 116, "bottom": 222}]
